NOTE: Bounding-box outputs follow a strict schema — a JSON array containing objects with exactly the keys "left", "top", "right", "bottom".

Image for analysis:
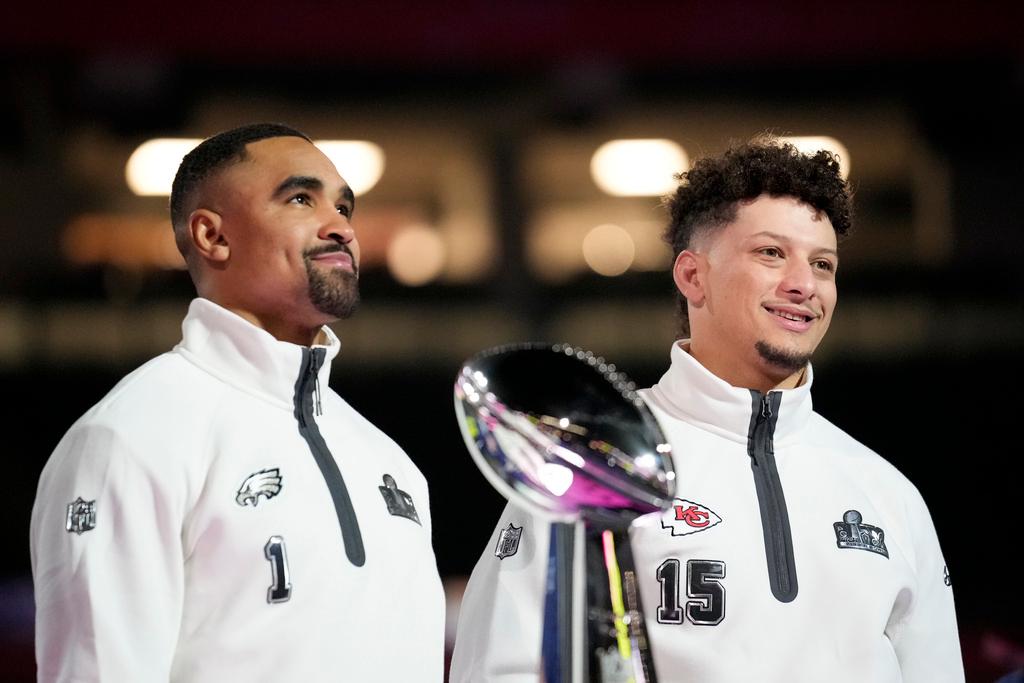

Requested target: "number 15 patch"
[{"left": 656, "top": 558, "right": 726, "bottom": 626}]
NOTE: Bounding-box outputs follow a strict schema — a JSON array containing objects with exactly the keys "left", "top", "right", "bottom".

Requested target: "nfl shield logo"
[
  {"left": 65, "top": 497, "right": 96, "bottom": 535},
  {"left": 494, "top": 523, "right": 523, "bottom": 560}
]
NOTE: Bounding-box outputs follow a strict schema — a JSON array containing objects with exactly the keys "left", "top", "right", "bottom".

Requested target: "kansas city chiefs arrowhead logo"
[{"left": 660, "top": 498, "right": 723, "bottom": 537}]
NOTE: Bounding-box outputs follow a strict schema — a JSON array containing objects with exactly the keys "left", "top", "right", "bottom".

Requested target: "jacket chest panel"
[
  {"left": 633, "top": 420, "right": 914, "bottom": 632},
  {"left": 182, "top": 405, "right": 434, "bottom": 601}
]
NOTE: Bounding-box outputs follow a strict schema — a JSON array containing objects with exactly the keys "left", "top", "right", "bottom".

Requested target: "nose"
[
  {"left": 317, "top": 211, "right": 356, "bottom": 246},
  {"left": 316, "top": 208, "right": 360, "bottom": 268},
  {"left": 778, "top": 258, "right": 816, "bottom": 301}
]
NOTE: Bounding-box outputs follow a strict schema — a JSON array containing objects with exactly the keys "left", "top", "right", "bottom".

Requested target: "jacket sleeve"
[
  {"left": 886, "top": 490, "right": 964, "bottom": 682},
  {"left": 30, "top": 423, "right": 186, "bottom": 683},
  {"left": 449, "top": 502, "right": 550, "bottom": 683}
]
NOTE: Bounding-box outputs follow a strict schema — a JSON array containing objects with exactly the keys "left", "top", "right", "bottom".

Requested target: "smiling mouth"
[
  {"left": 314, "top": 252, "right": 351, "bottom": 264},
  {"left": 308, "top": 244, "right": 349, "bottom": 258},
  {"left": 307, "top": 245, "right": 356, "bottom": 271},
  {"left": 764, "top": 306, "right": 816, "bottom": 323}
]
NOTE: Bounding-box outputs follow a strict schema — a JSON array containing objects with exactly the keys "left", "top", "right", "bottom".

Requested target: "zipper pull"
[
  {"left": 314, "top": 374, "right": 323, "bottom": 416},
  {"left": 761, "top": 393, "right": 773, "bottom": 420},
  {"left": 309, "top": 359, "right": 323, "bottom": 417}
]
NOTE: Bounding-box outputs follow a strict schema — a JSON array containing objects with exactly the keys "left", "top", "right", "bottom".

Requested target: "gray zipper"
[
  {"left": 294, "top": 347, "right": 366, "bottom": 567},
  {"left": 746, "top": 390, "right": 797, "bottom": 602}
]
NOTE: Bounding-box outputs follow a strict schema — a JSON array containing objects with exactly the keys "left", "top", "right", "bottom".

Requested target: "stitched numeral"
[
  {"left": 656, "top": 559, "right": 684, "bottom": 623},
  {"left": 656, "top": 558, "right": 726, "bottom": 626},
  {"left": 686, "top": 559, "right": 725, "bottom": 625},
  {"left": 265, "top": 536, "right": 292, "bottom": 603}
]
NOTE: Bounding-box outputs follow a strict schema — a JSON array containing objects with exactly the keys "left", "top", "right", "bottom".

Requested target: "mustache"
[
  {"left": 304, "top": 243, "right": 358, "bottom": 277},
  {"left": 304, "top": 243, "right": 353, "bottom": 259}
]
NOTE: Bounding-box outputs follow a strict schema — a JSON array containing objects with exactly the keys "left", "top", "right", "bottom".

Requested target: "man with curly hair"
[{"left": 451, "top": 139, "right": 963, "bottom": 681}]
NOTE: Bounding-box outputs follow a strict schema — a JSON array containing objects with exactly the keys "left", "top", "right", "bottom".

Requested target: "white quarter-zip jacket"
[
  {"left": 31, "top": 298, "right": 445, "bottom": 682},
  {"left": 451, "top": 341, "right": 963, "bottom": 682}
]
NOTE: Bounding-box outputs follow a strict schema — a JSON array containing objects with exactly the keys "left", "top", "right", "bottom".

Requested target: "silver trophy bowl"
[{"left": 454, "top": 342, "right": 675, "bottom": 521}]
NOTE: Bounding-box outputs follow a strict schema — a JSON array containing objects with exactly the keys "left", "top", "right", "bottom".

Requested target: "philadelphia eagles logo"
[{"left": 236, "top": 468, "right": 283, "bottom": 507}]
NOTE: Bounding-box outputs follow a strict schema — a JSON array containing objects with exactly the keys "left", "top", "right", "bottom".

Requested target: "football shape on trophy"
[{"left": 453, "top": 342, "right": 675, "bottom": 519}]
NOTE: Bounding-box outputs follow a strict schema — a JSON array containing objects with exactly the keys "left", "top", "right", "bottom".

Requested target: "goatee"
[
  {"left": 304, "top": 247, "right": 360, "bottom": 320},
  {"left": 755, "top": 341, "right": 812, "bottom": 374}
]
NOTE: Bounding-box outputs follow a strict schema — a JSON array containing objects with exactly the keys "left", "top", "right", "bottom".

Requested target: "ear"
[
  {"left": 672, "top": 249, "right": 706, "bottom": 306},
  {"left": 188, "top": 209, "right": 230, "bottom": 265}
]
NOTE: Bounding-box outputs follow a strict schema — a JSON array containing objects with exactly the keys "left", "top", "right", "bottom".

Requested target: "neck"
[
  {"left": 197, "top": 285, "right": 328, "bottom": 346},
  {"left": 207, "top": 300, "right": 325, "bottom": 346},
  {"left": 773, "top": 366, "right": 807, "bottom": 391}
]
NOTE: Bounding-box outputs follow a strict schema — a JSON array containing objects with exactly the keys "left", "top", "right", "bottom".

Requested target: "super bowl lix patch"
[{"left": 834, "top": 509, "right": 888, "bottom": 558}]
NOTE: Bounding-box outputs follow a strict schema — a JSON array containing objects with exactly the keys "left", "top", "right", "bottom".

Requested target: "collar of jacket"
[
  {"left": 173, "top": 297, "right": 340, "bottom": 410},
  {"left": 648, "top": 340, "right": 814, "bottom": 446}
]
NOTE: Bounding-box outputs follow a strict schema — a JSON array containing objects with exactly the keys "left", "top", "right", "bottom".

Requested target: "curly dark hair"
[
  {"left": 663, "top": 138, "right": 854, "bottom": 336},
  {"left": 169, "top": 122, "right": 311, "bottom": 259}
]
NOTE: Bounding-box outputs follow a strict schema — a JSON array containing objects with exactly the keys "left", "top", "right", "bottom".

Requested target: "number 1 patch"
[{"left": 265, "top": 536, "right": 292, "bottom": 604}]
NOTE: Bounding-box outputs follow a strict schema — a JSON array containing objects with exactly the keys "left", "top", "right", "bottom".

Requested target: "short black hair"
[
  {"left": 169, "top": 122, "right": 311, "bottom": 254},
  {"left": 663, "top": 138, "right": 854, "bottom": 335}
]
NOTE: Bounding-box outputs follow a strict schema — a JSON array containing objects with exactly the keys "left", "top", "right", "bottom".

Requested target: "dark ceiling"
[{"left": 5, "top": 1, "right": 1022, "bottom": 67}]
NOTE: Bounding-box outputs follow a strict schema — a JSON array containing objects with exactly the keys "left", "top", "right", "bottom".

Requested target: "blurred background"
[{"left": 2, "top": 1, "right": 1022, "bottom": 681}]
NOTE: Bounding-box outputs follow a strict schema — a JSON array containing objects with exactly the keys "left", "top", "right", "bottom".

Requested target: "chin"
[
  {"left": 307, "top": 270, "right": 360, "bottom": 321},
  {"left": 755, "top": 340, "right": 814, "bottom": 374}
]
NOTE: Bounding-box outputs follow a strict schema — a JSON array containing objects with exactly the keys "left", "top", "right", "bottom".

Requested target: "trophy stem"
[
  {"left": 584, "top": 520, "right": 658, "bottom": 683},
  {"left": 542, "top": 521, "right": 578, "bottom": 683}
]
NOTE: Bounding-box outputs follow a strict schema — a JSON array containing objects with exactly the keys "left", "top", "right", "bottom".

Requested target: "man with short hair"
[
  {"left": 31, "top": 123, "right": 445, "bottom": 682},
  {"left": 450, "top": 139, "right": 963, "bottom": 681}
]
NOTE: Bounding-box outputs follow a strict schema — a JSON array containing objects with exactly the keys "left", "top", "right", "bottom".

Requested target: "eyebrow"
[
  {"left": 273, "top": 175, "right": 356, "bottom": 211},
  {"left": 273, "top": 175, "right": 323, "bottom": 198},
  {"left": 748, "top": 231, "right": 838, "bottom": 257}
]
